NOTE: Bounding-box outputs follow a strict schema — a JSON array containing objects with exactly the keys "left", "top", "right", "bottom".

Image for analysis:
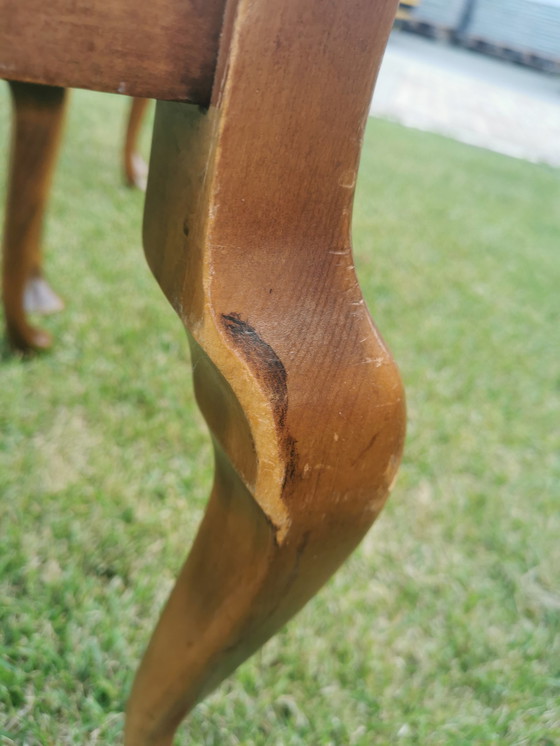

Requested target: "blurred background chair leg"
[
  {"left": 2, "top": 81, "right": 67, "bottom": 351},
  {"left": 123, "top": 97, "right": 150, "bottom": 191}
]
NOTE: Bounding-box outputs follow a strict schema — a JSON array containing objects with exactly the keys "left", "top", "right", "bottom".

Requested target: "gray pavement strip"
[{"left": 371, "top": 32, "right": 560, "bottom": 168}]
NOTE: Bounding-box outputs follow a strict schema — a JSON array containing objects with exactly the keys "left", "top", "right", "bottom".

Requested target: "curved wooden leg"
[
  {"left": 1, "top": 81, "right": 66, "bottom": 351},
  {"left": 123, "top": 97, "right": 150, "bottom": 191},
  {"left": 126, "top": 0, "right": 404, "bottom": 743}
]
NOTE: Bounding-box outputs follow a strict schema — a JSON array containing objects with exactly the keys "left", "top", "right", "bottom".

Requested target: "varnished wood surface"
[
  {"left": 0, "top": 0, "right": 226, "bottom": 104},
  {"left": 126, "top": 0, "right": 404, "bottom": 743}
]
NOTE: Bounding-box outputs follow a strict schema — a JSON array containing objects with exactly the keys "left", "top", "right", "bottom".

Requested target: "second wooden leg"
[
  {"left": 1, "top": 81, "right": 66, "bottom": 351},
  {"left": 123, "top": 97, "right": 150, "bottom": 191}
]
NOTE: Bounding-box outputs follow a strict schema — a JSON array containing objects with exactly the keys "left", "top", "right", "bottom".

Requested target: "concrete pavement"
[{"left": 371, "top": 32, "right": 560, "bottom": 167}]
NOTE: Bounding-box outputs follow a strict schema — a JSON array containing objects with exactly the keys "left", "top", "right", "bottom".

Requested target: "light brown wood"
[
  {"left": 1, "top": 81, "right": 67, "bottom": 351},
  {"left": 1, "top": 0, "right": 405, "bottom": 740},
  {"left": 124, "top": 97, "right": 150, "bottom": 190},
  {"left": 0, "top": 0, "right": 226, "bottom": 104},
  {"left": 125, "top": 0, "right": 404, "bottom": 743}
]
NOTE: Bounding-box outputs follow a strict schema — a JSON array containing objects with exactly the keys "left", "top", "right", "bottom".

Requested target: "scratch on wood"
[
  {"left": 282, "top": 435, "right": 298, "bottom": 491},
  {"left": 221, "top": 312, "right": 298, "bottom": 490},
  {"left": 353, "top": 431, "right": 380, "bottom": 465},
  {"left": 221, "top": 312, "right": 287, "bottom": 424}
]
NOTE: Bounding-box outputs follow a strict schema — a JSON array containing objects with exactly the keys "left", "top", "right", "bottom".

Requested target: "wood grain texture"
[
  {"left": 0, "top": 0, "right": 226, "bottom": 103},
  {"left": 126, "top": 0, "right": 405, "bottom": 743},
  {"left": 1, "top": 82, "right": 67, "bottom": 350}
]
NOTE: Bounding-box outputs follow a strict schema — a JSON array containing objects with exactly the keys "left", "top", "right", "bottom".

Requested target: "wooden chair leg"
[
  {"left": 125, "top": 1, "right": 404, "bottom": 743},
  {"left": 1, "top": 81, "right": 66, "bottom": 351},
  {"left": 124, "top": 97, "right": 150, "bottom": 191}
]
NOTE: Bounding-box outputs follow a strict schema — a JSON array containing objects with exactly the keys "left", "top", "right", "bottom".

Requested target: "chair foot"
[
  {"left": 125, "top": 152, "right": 149, "bottom": 191},
  {"left": 5, "top": 317, "right": 52, "bottom": 351}
]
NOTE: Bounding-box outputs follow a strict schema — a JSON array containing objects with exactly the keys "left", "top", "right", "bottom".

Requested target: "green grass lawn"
[{"left": 1, "top": 86, "right": 559, "bottom": 745}]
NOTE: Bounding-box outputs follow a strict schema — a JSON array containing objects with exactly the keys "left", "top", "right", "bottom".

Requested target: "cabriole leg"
[{"left": 125, "top": 0, "right": 405, "bottom": 743}]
